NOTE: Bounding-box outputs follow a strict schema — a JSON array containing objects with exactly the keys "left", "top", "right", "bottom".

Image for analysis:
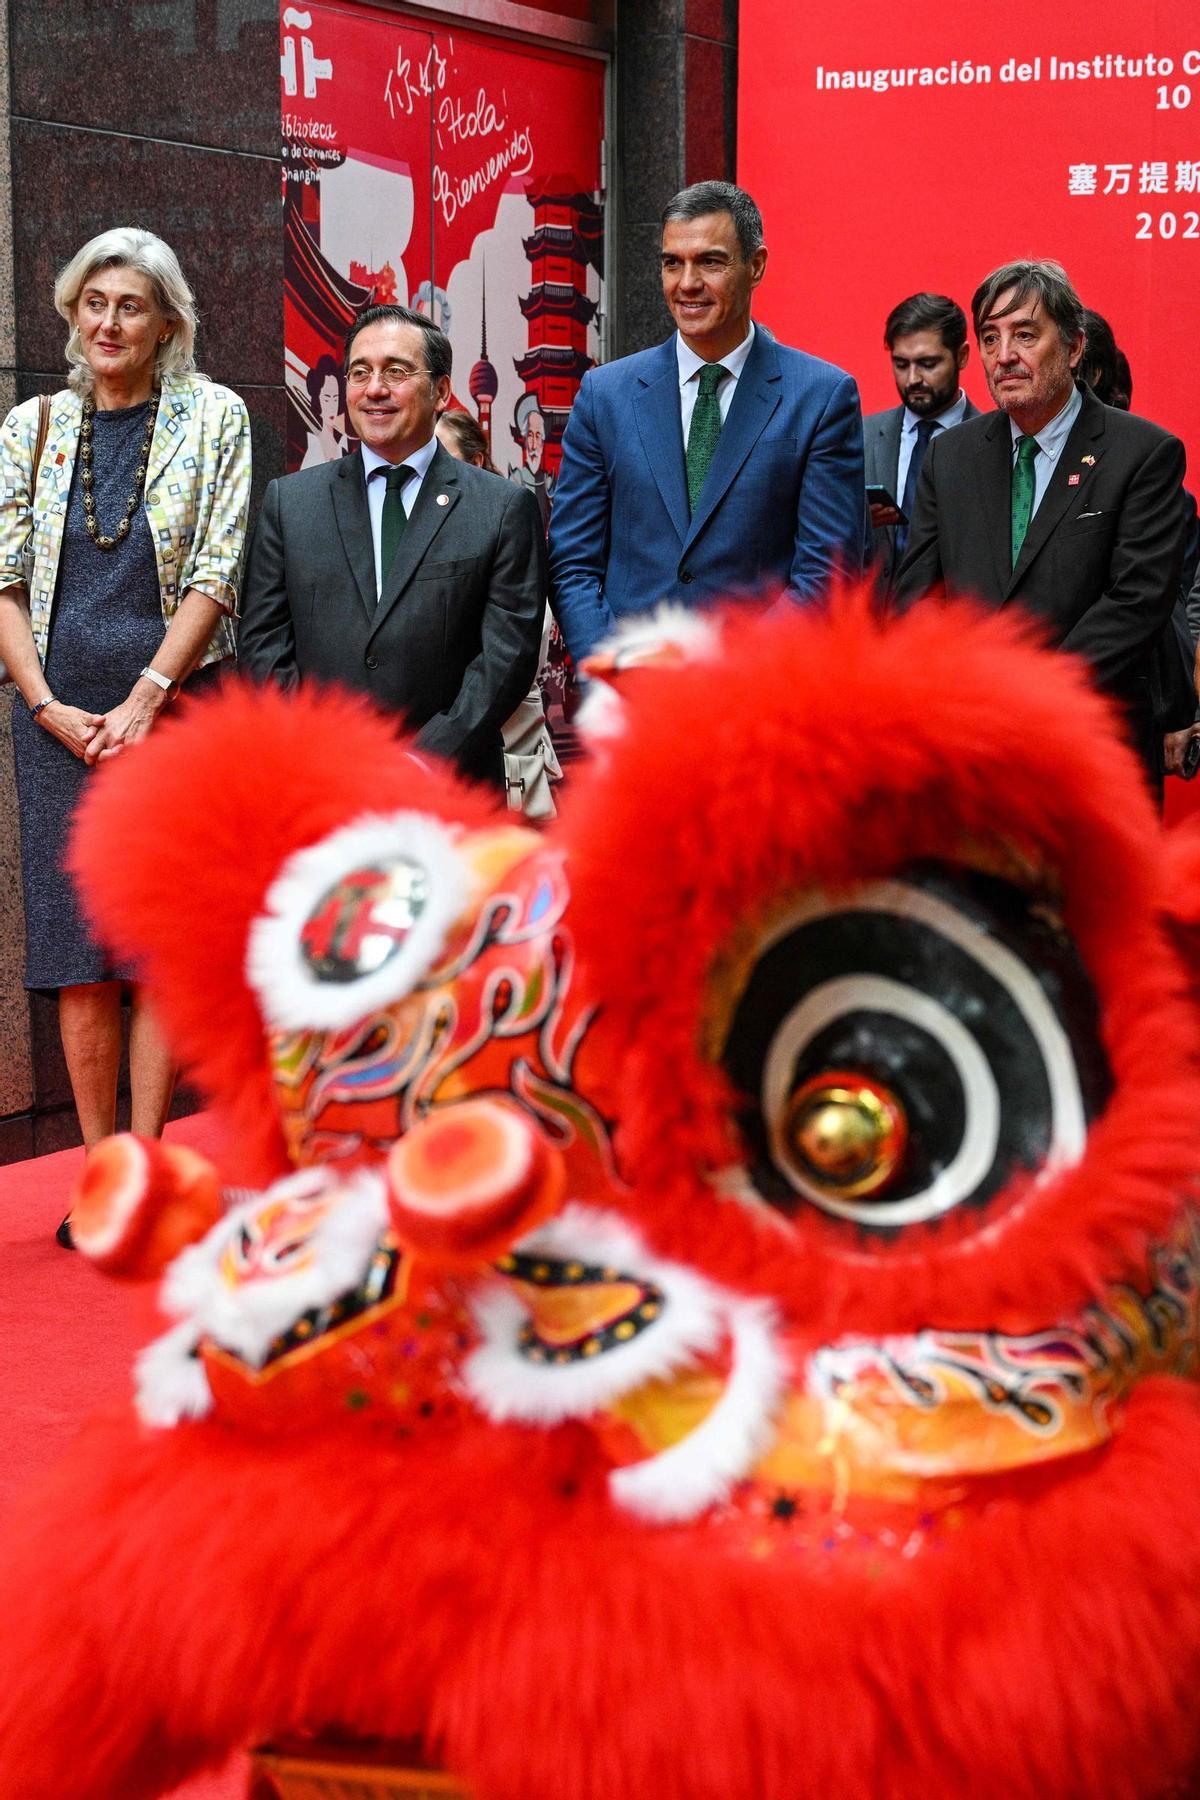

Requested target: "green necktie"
[
  {"left": 686, "top": 362, "right": 728, "bottom": 513},
  {"left": 1010, "top": 434, "right": 1039, "bottom": 567},
  {"left": 380, "top": 464, "right": 415, "bottom": 592}
]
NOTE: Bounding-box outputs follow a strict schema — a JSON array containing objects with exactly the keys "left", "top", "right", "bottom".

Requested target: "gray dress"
[{"left": 12, "top": 400, "right": 215, "bottom": 988}]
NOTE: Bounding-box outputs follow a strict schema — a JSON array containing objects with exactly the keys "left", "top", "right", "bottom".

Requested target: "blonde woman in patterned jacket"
[{"left": 0, "top": 227, "right": 250, "bottom": 1239}]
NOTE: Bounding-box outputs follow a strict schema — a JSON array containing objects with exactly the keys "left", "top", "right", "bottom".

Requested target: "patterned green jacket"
[{"left": 0, "top": 371, "right": 251, "bottom": 668}]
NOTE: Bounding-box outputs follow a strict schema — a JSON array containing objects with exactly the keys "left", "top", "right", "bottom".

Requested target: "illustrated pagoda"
[
  {"left": 349, "top": 259, "right": 398, "bottom": 304},
  {"left": 513, "top": 179, "right": 603, "bottom": 478},
  {"left": 283, "top": 184, "right": 374, "bottom": 470}
]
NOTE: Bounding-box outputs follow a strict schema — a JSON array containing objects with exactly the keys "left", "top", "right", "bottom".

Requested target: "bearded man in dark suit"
[
  {"left": 864, "top": 291, "right": 979, "bottom": 593},
  {"left": 239, "top": 304, "right": 544, "bottom": 789},
  {"left": 894, "top": 259, "right": 1186, "bottom": 778}
]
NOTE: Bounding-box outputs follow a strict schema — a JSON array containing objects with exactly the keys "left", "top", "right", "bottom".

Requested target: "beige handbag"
[{"left": 501, "top": 683, "right": 562, "bottom": 821}]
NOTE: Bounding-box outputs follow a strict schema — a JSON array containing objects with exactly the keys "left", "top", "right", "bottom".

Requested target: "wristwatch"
[{"left": 139, "top": 666, "right": 179, "bottom": 699}]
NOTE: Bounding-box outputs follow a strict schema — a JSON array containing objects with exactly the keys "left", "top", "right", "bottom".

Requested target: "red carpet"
[{"left": 0, "top": 1114, "right": 248, "bottom": 1799}]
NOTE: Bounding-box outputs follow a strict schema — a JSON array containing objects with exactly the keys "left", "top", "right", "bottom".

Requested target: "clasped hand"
[
  {"left": 39, "top": 684, "right": 165, "bottom": 764},
  {"left": 38, "top": 701, "right": 104, "bottom": 762},
  {"left": 83, "top": 685, "right": 166, "bottom": 763}
]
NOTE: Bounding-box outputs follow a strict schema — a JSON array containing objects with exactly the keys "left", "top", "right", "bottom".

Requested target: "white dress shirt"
[
  {"left": 677, "top": 325, "right": 756, "bottom": 447},
  {"left": 896, "top": 390, "right": 970, "bottom": 502},
  {"left": 361, "top": 432, "right": 440, "bottom": 597},
  {"left": 1008, "top": 384, "right": 1083, "bottom": 518}
]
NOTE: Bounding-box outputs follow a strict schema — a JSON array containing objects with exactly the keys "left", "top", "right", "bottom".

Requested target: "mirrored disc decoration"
[{"left": 299, "top": 859, "right": 430, "bottom": 984}]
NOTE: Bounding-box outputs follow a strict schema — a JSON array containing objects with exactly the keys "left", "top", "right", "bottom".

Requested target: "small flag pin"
[
  {"left": 1068, "top": 473, "right": 1080, "bottom": 486},
  {"left": 1081, "top": 454, "right": 1096, "bottom": 465}
]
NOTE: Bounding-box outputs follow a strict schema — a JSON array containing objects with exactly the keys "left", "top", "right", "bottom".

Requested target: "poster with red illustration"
[
  {"left": 279, "top": 0, "right": 605, "bottom": 516},
  {"left": 737, "top": 0, "right": 1200, "bottom": 476}
]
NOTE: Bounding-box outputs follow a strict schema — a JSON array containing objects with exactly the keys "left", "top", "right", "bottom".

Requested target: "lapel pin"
[
  {"left": 1081, "top": 454, "right": 1096, "bottom": 466},
  {"left": 436, "top": 492, "right": 450, "bottom": 506},
  {"left": 1068, "top": 473, "right": 1081, "bottom": 486}
]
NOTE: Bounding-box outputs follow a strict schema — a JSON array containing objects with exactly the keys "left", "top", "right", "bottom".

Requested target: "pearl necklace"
[{"left": 79, "top": 388, "right": 159, "bottom": 551}]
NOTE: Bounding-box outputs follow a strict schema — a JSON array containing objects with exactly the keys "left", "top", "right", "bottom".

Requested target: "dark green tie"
[
  {"left": 1010, "top": 434, "right": 1039, "bottom": 568},
  {"left": 686, "top": 363, "right": 728, "bottom": 513},
  {"left": 380, "top": 464, "right": 415, "bottom": 591}
]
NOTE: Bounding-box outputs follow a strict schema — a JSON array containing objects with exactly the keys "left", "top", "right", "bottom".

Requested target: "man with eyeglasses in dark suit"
[{"left": 239, "top": 304, "right": 545, "bottom": 790}]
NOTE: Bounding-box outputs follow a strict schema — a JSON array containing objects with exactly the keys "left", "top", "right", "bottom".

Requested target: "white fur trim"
[
  {"left": 576, "top": 607, "right": 722, "bottom": 745},
  {"left": 246, "top": 811, "right": 471, "bottom": 1031},
  {"left": 574, "top": 679, "right": 626, "bottom": 744},
  {"left": 159, "top": 1166, "right": 388, "bottom": 1367},
  {"left": 610, "top": 1297, "right": 785, "bottom": 1522},
  {"left": 463, "top": 1205, "right": 730, "bottom": 1423},
  {"left": 134, "top": 1320, "right": 213, "bottom": 1427},
  {"left": 464, "top": 1204, "right": 786, "bottom": 1522},
  {"left": 592, "top": 604, "right": 722, "bottom": 670}
]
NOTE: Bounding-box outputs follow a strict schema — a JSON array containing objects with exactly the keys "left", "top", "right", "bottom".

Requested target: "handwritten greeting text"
[{"left": 433, "top": 127, "right": 535, "bottom": 225}]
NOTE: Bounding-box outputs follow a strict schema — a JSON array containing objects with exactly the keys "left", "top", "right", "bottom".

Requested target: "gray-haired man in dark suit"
[{"left": 894, "top": 260, "right": 1187, "bottom": 780}]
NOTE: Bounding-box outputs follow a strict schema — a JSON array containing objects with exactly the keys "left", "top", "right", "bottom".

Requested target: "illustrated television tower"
[{"left": 469, "top": 261, "right": 500, "bottom": 457}]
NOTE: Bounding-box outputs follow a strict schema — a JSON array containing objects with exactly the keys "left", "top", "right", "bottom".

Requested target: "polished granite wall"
[
  {"left": 613, "top": 0, "right": 739, "bottom": 354},
  {"left": 0, "top": 0, "right": 736, "bottom": 1160}
]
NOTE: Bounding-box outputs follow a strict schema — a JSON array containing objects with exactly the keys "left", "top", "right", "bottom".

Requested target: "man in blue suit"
[{"left": 548, "top": 180, "right": 865, "bottom": 663}]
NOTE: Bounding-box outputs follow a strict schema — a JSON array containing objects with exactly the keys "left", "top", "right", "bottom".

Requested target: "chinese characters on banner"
[{"left": 737, "top": 2, "right": 1200, "bottom": 478}]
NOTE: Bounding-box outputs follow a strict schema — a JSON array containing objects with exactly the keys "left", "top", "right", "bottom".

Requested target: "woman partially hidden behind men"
[{"left": 0, "top": 227, "right": 251, "bottom": 1243}]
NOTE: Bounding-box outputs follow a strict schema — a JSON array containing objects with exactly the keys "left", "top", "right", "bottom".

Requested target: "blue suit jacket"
[{"left": 548, "top": 326, "right": 865, "bottom": 662}]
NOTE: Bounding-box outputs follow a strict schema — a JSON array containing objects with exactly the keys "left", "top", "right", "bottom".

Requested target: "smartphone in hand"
[
  {"left": 866, "top": 484, "right": 905, "bottom": 520},
  {"left": 867, "top": 484, "right": 905, "bottom": 532}
]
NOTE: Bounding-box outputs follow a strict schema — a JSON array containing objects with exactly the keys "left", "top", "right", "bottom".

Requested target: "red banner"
[
  {"left": 737, "top": 0, "right": 1200, "bottom": 474},
  {"left": 279, "top": 2, "right": 605, "bottom": 483}
]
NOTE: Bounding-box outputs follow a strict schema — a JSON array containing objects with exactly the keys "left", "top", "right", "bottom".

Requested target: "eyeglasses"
[{"left": 346, "top": 361, "right": 426, "bottom": 389}]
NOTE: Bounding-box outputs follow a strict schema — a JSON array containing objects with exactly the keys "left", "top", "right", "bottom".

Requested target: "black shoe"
[{"left": 56, "top": 1214, "right": 76, "bottom": 1250}]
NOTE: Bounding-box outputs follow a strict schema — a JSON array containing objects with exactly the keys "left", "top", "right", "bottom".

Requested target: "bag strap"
[{"left": 32, "top": 392, "right": 50, "bottom": 483}]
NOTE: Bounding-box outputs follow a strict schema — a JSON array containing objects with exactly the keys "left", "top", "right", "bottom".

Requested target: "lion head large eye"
[
  {"left": 720, "top": 864, "right": 1112, "bottom": 1229},
  {"left": 246, "top": 812, "right": 471, "bottom": 1031}
]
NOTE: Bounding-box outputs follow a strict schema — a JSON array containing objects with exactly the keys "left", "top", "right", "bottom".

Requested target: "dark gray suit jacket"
[
  {"left": 863, "top": 396, "right": 979, "bottom": 588},
  {"left": 238, "top": 442, "right": 546, "bottom": 787},
  {"left": 893, "top": 385, "right": 1187, "bottom": 769}
]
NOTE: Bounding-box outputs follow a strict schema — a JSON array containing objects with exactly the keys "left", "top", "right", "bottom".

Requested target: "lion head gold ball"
[{"left": 783, "top": 1072, "right": 908, "bottom": 1199}]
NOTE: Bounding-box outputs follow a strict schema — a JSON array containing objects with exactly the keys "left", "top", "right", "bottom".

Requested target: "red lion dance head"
[{"left": 2, "top": 591, "right": 1199, "bottom": 1800}]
